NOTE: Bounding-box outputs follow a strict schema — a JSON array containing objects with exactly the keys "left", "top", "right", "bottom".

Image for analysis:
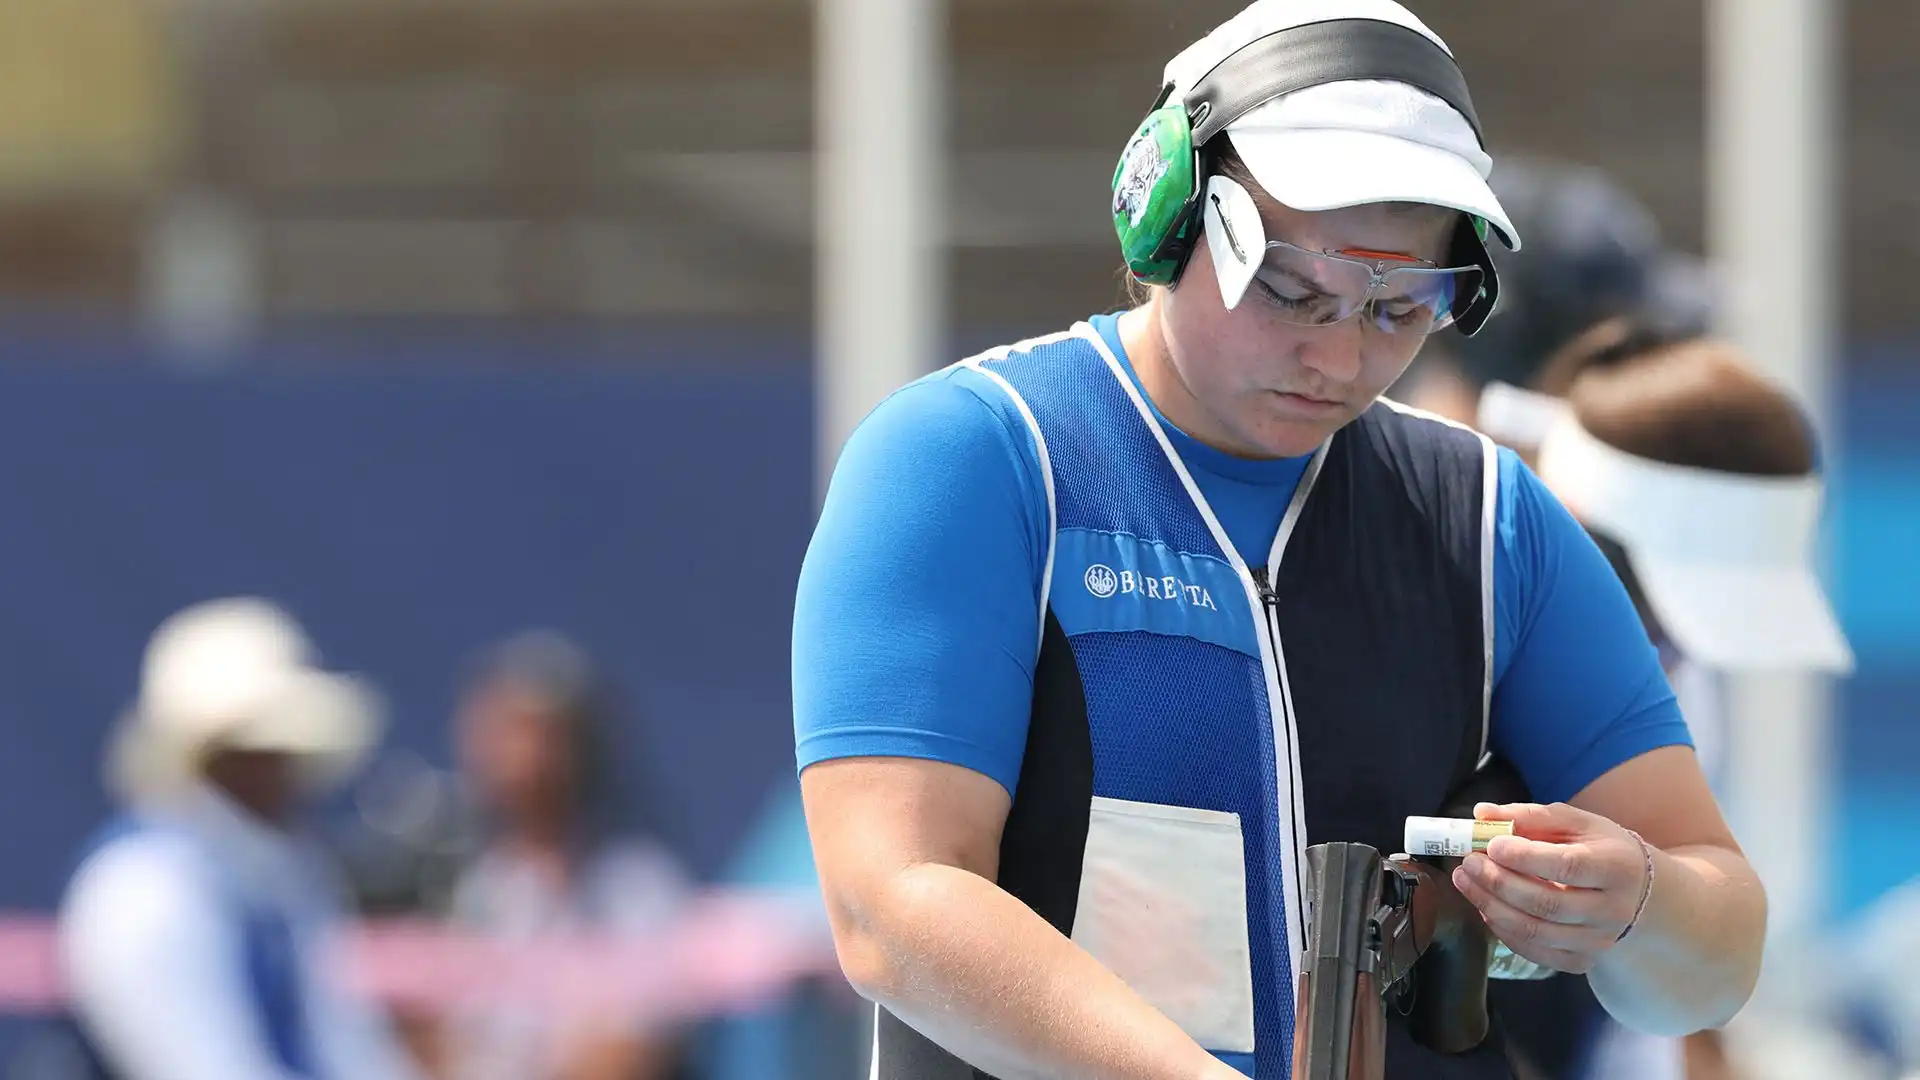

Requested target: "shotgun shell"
[{"left": 1404, "top": 816, "right": 1514, "bottom": 858}]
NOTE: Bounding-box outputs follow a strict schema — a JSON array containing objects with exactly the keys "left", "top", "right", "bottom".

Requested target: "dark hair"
[
  {"left": 1438, "top": 158, "right": 1712, "bottom": 391},
  {"left": 1524, "top": 314, "right": 1821, "bottom": 650},
  {"left": 1542, "top": 316, "right": 1817, "bottom": 650},
  {"left": 467, "top": 630, "right": 619, "bottom": 831},
  {"left": 1540, "top": 316, "right": 1817, "bottom": 477},
  {"left": 1531, "top": 313, "right": 1690, "bottom": 397}
]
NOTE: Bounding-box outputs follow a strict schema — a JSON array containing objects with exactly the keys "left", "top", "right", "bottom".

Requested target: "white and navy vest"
[
  {"left": 873, "top": 324, "right": 1509, "bottom": 1080},
  {"left": 66, "top": 816, "right": 320, "bottom": 1080}
]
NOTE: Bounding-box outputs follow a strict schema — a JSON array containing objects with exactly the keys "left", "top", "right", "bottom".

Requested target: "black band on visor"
[{"left": 1185, "top": 19, "right": 1483, "bottom": 147}]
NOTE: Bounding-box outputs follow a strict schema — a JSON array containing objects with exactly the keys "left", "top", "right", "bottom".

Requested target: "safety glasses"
[{"left": 1204, "top": 181, "right": 1484, "bottom": 336}]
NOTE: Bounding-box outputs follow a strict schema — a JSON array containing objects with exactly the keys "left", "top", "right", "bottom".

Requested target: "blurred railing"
[{"left": 0, "top": 889, "right": 841, "bottom": 1023}]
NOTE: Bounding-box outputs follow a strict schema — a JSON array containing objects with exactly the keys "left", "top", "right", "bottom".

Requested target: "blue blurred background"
[{"left": 0, "top": 1, "right": 1910, "bottom": 1078}]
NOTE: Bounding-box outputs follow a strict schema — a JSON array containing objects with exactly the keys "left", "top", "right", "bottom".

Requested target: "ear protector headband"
[{"left": 1111, "top": 18, "right": 1503, "bottom": 336}]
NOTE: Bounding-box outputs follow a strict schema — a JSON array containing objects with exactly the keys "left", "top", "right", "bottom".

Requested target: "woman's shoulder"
[
  {"left": 855, "top": 322, "right": 1105, "bottom": 462},
  {"left": 825, "top": 364, "right": 1052, "bottom": 549},
  {"left": 856, "top": 362, "right": 1047, "bottom": 463}
]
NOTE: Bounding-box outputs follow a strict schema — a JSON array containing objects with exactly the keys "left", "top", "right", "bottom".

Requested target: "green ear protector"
[{"left": 1111, "top": 18, "right": 1505, "bottom": 336}]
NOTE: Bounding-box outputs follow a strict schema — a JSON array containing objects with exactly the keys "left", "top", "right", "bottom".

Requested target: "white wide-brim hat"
[{"left": 108, "top": 596, "right": 383, "bottom": 801}]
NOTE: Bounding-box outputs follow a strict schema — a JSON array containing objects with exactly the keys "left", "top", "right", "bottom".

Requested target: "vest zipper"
[
  {"left": 1247, "top": 562, "right": 1308, "bottom": 966},
  {"left": 1249, "top": 565, "right": 1279, "bottom": 611}
]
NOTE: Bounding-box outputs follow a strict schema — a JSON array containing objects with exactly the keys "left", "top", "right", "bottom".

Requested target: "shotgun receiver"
[{"left": 1290, "top": 758, "right": 1536, "bottom": 1080}]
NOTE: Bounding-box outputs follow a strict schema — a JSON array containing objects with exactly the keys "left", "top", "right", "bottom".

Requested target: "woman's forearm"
[
  {"left": 833, "top": 861, "right": 1237, "bottom": 1080},
  {"left": 1588, "top": 843, "right": 1767, "bottom": 1036}
]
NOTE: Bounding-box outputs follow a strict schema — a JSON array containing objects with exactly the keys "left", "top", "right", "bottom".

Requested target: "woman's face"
[
  {"left": 1143, "top": 192, "right": 1461, "bottom": 459},
  {"left": 457, "top": 678, "right": 576, "bottom": 820},
  {"left": 201, "top": 748, "right": 299, "bottom": 823}
]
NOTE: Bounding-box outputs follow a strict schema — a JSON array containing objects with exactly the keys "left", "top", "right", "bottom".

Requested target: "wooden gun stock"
[{"left": 1397, "top": 856, "right": 1494, "bottom": 1053}]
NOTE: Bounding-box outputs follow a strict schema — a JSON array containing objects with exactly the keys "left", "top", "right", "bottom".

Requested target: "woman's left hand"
[{"left": 1448, "top": 800, "right": 1652, "bottom": 974}]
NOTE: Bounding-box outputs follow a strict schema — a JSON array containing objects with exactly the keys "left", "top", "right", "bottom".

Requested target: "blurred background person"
[
  {"left": 56, "top": 597, "right": 424, "bottom": 1080},
  {"left": 1394, "top": 157, "right": 1714, "bottom": 425},
  {"left": 435, "top": 631, "right": 693, "bottom": 1080},
  {"left": 1478, "top": 319, "right": 1854, "bottom": 1080}
]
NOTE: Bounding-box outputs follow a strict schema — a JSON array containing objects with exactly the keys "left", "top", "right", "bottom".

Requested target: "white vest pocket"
[{"left": 1070, "top": 796, "right": 1257, "bottom": 1054}]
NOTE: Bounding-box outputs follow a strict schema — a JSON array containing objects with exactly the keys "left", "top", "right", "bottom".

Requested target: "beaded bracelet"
[{"left": 1616, "top": 828, "right": 1656, "bottom": 943}]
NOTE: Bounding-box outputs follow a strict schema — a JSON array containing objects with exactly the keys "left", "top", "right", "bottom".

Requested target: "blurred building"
[{"left": 0, "top": 0, "right": 1910, "bottom": 346}]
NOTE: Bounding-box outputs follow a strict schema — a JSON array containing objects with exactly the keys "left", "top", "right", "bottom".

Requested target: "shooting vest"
[{"left": 873, "top": 324, "right": 1515, "bottom": 1080}]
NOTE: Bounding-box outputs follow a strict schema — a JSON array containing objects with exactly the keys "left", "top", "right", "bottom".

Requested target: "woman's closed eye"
[
  {"left": 1374, "top": 295, "right": 1432, "bottom": 326},
  {"left": 1253, "top": 275, "right": 1322, "bottom": 309},
  {"left": 1253, "top": 277, "right": 1349, "bottom": 326}
]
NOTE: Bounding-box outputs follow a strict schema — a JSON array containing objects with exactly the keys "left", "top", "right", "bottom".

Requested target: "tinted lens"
[
  {"left": 1248, "top": 241, "right": 1483, "bottom": 336},
  {"left": 1368, "top": 264, "right": 1483, "bottom": 334}
]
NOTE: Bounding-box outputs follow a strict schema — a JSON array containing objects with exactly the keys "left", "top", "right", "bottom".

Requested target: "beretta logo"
[{"left": 1083, "top": 562, "right": 1216, "bottom": 609}]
